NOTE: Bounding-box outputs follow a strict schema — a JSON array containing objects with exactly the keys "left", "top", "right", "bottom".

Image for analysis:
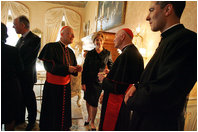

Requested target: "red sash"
[
  {"left": 102, "top": 84, "right": 133, "bottom": 131},
  {"left": 46, "top": 72, "right": 70, "bottom": 85}
]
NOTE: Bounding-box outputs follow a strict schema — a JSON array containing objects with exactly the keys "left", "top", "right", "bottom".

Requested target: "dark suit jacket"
[
  {"left": 82, "top": 48, "right": 113, "bottom": 84},
  {"left": 1, "top": 43, "right": 24, "bottom": 123},
  {"left": 16, "top": 31, "right": 41, "bottom": 84}
]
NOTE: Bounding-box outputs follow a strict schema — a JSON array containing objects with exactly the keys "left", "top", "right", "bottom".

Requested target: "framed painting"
[{"left": 96, "top": 1, "right": 126, "bottom": 31}]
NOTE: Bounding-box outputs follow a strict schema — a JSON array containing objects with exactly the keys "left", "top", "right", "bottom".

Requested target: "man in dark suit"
[
  {"left": 125, "top": 1, "right": 197, "bottom": 131},
  {"left": 1, "top": 22, "right": 23, "bottom": 131},
  {"left": 13, "top": 15, "right": 41, "bottom": 130}
]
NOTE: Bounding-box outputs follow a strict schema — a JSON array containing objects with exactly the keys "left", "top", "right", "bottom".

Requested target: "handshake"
[{"left": 69, "top": 65, "right": 82, "bottom": 73}]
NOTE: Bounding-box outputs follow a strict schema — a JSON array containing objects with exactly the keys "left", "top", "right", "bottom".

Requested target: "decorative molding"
[{"left": 42, "top": 1, "right": 87, "bottom": 8}]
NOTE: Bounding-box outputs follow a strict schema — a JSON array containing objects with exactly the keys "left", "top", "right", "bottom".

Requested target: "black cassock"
[
  {"left": 38, "top": 42, "right": 78, "bottom": 130},
  {"left": 127, "top": 24, "right": 197, "bottom": 130},
  {"left": 99, "top": 44, "right": 144, "bottom": 131}
]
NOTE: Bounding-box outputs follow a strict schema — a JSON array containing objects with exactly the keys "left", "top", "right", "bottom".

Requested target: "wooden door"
[{"left": 100, "top": 31, "right": 119, "bottom": 62}]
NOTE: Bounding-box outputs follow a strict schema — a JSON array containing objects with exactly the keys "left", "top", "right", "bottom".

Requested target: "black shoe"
[
  {"left": 25, "top": 123, "right": 35, "bottom": 131},
  {"left": 91, "top": 128, "right": 96, "bottom": 131},
  {"left": 15, "top": 121, "right": 26, "bottom": 126},
  {"left": 65, "top": 128, "right": 71, "bottom": 131},
  {"left": 84, "top": 121, "right": 89, "bottom": 126}
]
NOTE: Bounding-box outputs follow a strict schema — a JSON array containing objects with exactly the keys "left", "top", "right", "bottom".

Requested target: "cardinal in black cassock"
[
  {"left": 38, "top": 26, "right": 82, "bottom": 131},
  {"left": 98, "top": 28, "right": 144, "bottom": 131}
]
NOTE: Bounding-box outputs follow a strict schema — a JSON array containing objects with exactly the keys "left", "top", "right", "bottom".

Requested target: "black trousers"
[{"left": 16, "top": 81, "right": 37, "bottom": 125}]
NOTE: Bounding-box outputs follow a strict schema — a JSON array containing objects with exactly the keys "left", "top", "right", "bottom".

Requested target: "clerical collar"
[
  {"left": 59, "top": 40, "right": 68, "bottom": 48},
  {"left": 161, "top": 24, "right": 184, "bottom": 38},
  {"left": 162, "top": 23, "right": 180, "bottom": 34},
  {"left": 22, "top": 30, "right": 30, "bottom": 38}
]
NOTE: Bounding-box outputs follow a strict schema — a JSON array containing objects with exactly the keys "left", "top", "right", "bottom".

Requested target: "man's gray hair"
[{"left": 18, "top": 15, "right": 30, "bottom": 29}]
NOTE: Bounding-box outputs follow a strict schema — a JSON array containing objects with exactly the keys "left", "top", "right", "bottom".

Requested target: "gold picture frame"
[{"left": 96, "top": 1, "right": 126, "bottom": 31}]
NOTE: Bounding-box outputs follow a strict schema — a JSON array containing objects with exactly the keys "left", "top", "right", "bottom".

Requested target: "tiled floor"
[{"left": 14, "top": 89, "right": 102, "bottom": 131}]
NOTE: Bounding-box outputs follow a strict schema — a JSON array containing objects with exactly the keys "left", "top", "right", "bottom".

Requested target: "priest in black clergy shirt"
[
  {"left": 98, "top": 28, "right": 144, "bottom": 131},
  {"left": 38, "top": 26, "right": 82, "bottom": 131},
  {"left": 125, "top": 1, "right": 197, "bottom": 131},
  {"left": 14, "top": 15, "right": 41, "bottom": 130}
]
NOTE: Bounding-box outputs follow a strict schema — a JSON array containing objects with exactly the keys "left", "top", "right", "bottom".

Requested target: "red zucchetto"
[{"left": 121, "top": 28, "right": 133, "bottom": 39}]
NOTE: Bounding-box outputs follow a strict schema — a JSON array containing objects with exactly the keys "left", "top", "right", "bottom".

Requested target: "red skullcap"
[
  {"left": 121, "top": 28, "right": 133, "bottom": 39},
  {"left": 60, "top": 26, "right": 69, "bottom": 32}
]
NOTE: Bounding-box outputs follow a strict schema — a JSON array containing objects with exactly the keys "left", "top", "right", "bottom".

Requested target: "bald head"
[
  {"left": 60, "top": 26, "right": 70, "bottom": 35},
  {"left": 114, "top": 29, "right": 133, "bottom": 50},
  {"left": 60, "top": 26, "right": 74, "bottom": 45},
  {"left": 122, "top": 30, "right": 133, "bottom": 41}
]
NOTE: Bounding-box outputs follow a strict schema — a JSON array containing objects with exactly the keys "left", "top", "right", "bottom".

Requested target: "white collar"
[{"left": 162, "top": 23, "right": 180, "bottom": 34}]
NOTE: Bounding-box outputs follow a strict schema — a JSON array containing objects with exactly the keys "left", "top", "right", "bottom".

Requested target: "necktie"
[{"left": 16, "top": 37, "right": 24, "bottom": 49}]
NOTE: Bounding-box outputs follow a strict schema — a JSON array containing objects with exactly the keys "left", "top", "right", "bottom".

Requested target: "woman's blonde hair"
[{"left": 92, "top": 31, "right": 104, "bottom": 43}]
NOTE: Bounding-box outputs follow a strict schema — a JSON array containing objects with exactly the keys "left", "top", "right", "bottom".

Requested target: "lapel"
[{"left": 16, "top": 31, "right": 32, "bottom": 49}]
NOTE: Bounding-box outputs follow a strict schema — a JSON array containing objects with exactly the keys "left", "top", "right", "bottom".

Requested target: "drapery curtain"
[
  {"left": 44, "top": 7, "right": 81, "bottom": 45},
  {"left": 1, "top": 1, "right": 29, "bottom": 24},
  {"left": 44, "top": 7, "right": 82, "bottom": 104}
]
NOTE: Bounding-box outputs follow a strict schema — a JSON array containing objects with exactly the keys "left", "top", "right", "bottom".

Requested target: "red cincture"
[
  {"left": 46, "top": 72, "right": 70, "bottom": 85},
  {"left": 102, "top": 84, "right": 133, "bottom": 130}
]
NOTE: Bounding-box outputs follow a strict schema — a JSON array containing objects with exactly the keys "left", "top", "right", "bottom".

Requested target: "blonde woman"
[{"left": 82, "top": 32, "right": 113, "bottom": 130}]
